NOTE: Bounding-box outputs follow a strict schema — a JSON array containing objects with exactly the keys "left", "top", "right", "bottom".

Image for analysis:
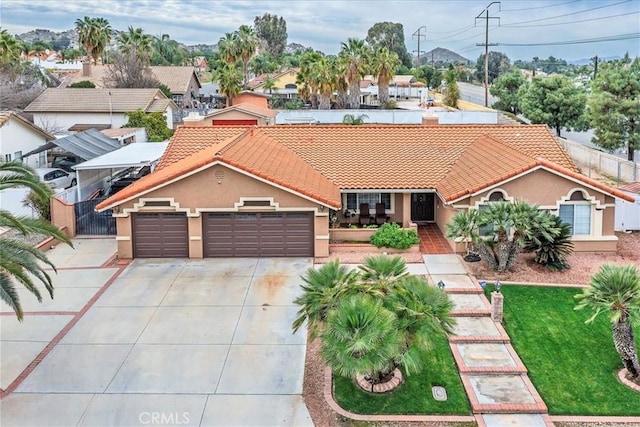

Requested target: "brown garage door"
[
  {"left": 133, "top": 213, "right": 189, "bottom": 258},
  {"left": 203, "top": 212, "right": 313, "bottom": 257}
]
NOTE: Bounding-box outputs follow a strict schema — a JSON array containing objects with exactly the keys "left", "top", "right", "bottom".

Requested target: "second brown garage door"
[
  {"left": 133, "top": 213, "right": 189, "bottom": 258},
  {"left": 203, "top": 212, "right": 313, "bottom": 257}
]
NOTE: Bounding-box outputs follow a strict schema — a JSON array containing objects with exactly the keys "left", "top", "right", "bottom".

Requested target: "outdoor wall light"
[
  {"left": 495, "top": 280, "right": 501, "bottom": 293},
  {"left": 479, "top": 281, "right": 487, "bottom": 290}
]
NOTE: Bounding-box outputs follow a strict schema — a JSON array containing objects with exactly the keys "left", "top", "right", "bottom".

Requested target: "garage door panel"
[
  {"left": 133, "top": 213, "right": 189, "bottom": 258},
  {"left": 203, "top": 212, "right": 313, "bottom": 257}
]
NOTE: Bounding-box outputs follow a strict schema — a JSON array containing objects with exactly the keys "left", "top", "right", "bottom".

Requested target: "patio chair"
[
  {"left": 359, "top": 203, "right": 371, "bottom": 225},
  {"left": 375, "top": 203, "right": 387, "bottom": 225}
]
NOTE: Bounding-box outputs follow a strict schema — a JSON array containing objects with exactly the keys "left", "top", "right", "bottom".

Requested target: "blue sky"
[{"left": 1, "top": 0, "right": 638, "bottom": 61}]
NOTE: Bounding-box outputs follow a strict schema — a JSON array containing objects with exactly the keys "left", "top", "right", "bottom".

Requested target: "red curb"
[
  {"left": 322, "top": 366, "right": 476, "bottom": 422},
  {"left": 0, "top": 264, "right": 128, "bottom": 399}
]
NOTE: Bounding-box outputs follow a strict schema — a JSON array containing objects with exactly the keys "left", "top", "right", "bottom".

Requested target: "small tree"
[
  {"left": 342, "top": 114, "right": 368, "bottom": 125},
  {"left": 443, "top": 66, "right": 460, "bottom": 108},
  {"left": 520, "top": 75, "right": 588, "bottom": 136},
  {"left": 124, "top": 109, "right": 173, "bottom": 141},
  {"left": 576, "top": 264, "right": 640, "bottom": 379},
  {"left": 490, "top": 70, "right": 528, "bottom": 114}
]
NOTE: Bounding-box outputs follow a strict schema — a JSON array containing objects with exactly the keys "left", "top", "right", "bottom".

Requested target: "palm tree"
[
  {"left": 118, "top": 26, "right": 153, "bottom": 64},
  {"left": 217, "top": 32, "right": 239, "bottom": 65},
  {"left": 236, "top": 25, "right": 258, "bottom": 88},
  {"left": 262, "top": 75, "right": 277, "bottom": 95},
  {"left": 445, "top": 208, "right": 480, "bottom": 257},
  {"left": 370, "top": 47, "right": 400, "bottom": 107},
  {"left": 91, "top": 17, "right": 111, "bottom": 65},
  {"left": 75, "top": 16, "right": 97, "bottom": 63},
  {"left": 212, "top": 63, "right": 242, "bottom": 107},
  {"left": 0, "top": 29, "right": 23, "bottom": 65},
  {"left": 358, "top": 254, "right": 408, "bottom": 293},
  {"left": 0, "top": 162, "right": 72, "bottom": 321},
  {"left": 297, "top": 50, "right": 323, "bottom": 109},
  {"left": 576, "top": 264, "right": 640, "bottom": 379},
  {"left": 249, "top": 52, "right": 277, "bottom": 76},
  {"left": 322, "top": 294, "right": 404, "bottom": 381},
  {"left": 292, "top": 259, "right": 358, "bottom": 338},
  {"left": 313, "top": 55, "right": 336, "bottom": 110},
  {"left": 342, "top": 114, "right": 368, "bottom": 125},
  {"left": 339, "top": 38, "right": 369, "bottom": 109}
]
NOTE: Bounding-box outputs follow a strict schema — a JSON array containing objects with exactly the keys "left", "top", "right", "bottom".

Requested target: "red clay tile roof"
[
  {"left": 96, "top": 127, "right": 341, "bottom": 211},
  {"left": 97, "top": 124, "right": 633, "bottom": 210},
  {"left": 620, "top": 182, "right": 640, "bottom": 194}
]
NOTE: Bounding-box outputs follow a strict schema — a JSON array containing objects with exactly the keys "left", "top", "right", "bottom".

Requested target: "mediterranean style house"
[{"left": 95, "top": 124, "right": 634, "bottom": 259}]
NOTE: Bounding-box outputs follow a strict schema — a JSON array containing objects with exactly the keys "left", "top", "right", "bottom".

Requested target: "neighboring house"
[
  {"left": 247, "top": 68, "right": 300, "bottom": 99},
  {"left": 95, "top": 124, "right": 634, "bottom": 259},
  {"left": 183, "top": 102, "right": 277, "bottom": 126},
  {"left": 24, "top": 88, "right": 178, "bottom": 133},
  {"left": 231, "top": 91, "right": 271, "bottom": 109},
  {"left": 0, "top": 111, "right": 54, "bottom": 169},
  {"left": 101, "top": 127, "right": 148, "bottom": 145},
  {"left": 615, "top": 182, "right": 640, "bottom": 231},
  {"left": 192, "top": 56, "right": 209, "bottom": 74},
  {"left": 64, "top": 64, "right": 202, "bottom": 108}
]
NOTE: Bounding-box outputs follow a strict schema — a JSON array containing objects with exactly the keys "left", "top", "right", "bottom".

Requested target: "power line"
[
  {"left": 425, "top": 24, "right": 475, "bottom": 35},
  {"left": 502, "top": 11, "right": 640, "bottom": 28},
  {"left": 499, "top": 32, "right": 640, "bottom": 47},
  {"left": 500, "top": 0, "right": 580, "bottom": 12},
  {"left": 502, "top": 0, "right": 633, "bottom": 26},
  {"left": 475, "top": 1, "right": 501, "bottom": 107}
]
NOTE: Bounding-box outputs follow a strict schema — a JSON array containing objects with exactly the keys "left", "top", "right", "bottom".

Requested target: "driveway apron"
[{"left": 1, "top": 244, "right": 313, "bottom": 427}]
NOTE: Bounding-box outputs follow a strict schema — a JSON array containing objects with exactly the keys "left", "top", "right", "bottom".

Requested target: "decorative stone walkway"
[
  {"left": 418, "top": 224, "right": 453, "bottom": 254},
  {"left": 423, "top": 254, "right": 552, "bottom": 427}
]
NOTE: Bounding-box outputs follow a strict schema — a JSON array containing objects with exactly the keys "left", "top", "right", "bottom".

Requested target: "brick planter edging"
[
  {"left": 323, "top": 366, "right": 476, "bottom": 423},
  {"left": 355, "top": 369, "right": 403, "bottom": 393},
  {"left": 618, "top": 368, "right": 640, "bottom": 392}
]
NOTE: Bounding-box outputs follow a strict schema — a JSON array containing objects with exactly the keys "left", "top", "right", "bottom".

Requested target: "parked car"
[
  {"left": 51, "top": 153, "right": 83, "bottom": 172},
  {"left": 35, "top": 168, "right": 77, "bottom": 189}
]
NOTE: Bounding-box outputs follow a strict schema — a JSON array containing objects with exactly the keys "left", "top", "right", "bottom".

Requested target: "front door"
[{"left": 411, "top": 193, "right": 435, "bottom": 222}]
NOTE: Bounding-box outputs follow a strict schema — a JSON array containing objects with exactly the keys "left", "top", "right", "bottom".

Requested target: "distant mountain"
[
  {"left": 569, "top": 56, "right": 621, "bottom": 66},
  {"left": 419, "top": 47, "right": 470, "bottom": 66}
]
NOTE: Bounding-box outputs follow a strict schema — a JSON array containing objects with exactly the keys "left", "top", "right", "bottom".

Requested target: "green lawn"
[
  {"left": 333, "top": 335, "right": 471, "bottom": 415},
  {"left": 484, "top": 285, "right": 640, "bottom": 415}
]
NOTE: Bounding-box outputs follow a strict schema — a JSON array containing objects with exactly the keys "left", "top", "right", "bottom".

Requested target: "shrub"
[
  {"left": 68, "top": 80, "right": 95, "bottom": 88},
  {"left": 370, "top": 223, "right": 419, "bottom": 249},
  {"left": 523, "top": 214, "right": 574, "bottom": 271},
  {"left": 22, "top": 188, "right": 53, "bottom": 220}
]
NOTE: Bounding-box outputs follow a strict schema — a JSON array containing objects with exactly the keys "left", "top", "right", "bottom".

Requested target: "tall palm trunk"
[
  {"left": 348, "top": 80, "right": 360, "bottom": 109},
  {"left": 378, "top": 79, "right": 390, "bottom": 106},
  {"left": 336, "top": 88, "right": 348, "bottom": 109},
  {"left": 318, "top": 92, "right": 331, "bottom": 110},
  {"left": 613, "top": 315, "right": 640, "bottom": 378}
]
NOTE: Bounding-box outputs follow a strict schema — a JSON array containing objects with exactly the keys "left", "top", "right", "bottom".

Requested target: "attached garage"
[
  {"left": 203, "top": 212, "right": 313, "bottom": 257},
  {"left": 132, "top": 213, "right": 189, "bottom": 258}
]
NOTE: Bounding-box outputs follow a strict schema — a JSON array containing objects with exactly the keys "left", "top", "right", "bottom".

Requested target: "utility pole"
[
  {"left": 475, "top": 2, "right": 500, "bottom": 107},
  {"left": 592, "top": 55, "right": 599, "bottom": 80},
  {"left": 412, "top": 26, "right": 426, "bottom": 66}
]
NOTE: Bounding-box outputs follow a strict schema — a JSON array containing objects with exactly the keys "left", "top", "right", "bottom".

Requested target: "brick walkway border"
[{"left": 322, "top": 367, "right": 476, "bottom": 423}]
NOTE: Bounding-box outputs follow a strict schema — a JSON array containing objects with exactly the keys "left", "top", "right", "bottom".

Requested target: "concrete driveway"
[{"left": 1, "top": 245, "right": 313, "bottom": 426}]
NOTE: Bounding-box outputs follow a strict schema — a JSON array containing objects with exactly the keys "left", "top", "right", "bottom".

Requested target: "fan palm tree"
[
  {"left": 0, "top": 162, "right": 72, "bottom": 321},
  {"left": 91, "top": 17, "right": 111, "bottom": 65},
  {"left": 576, "top": 264, "right": 640, "bottom": 379},
  {"left": 217, "top": 32, "right": 239, "bottom": 65},
  {"left": 236, "top": 25, "right": 258, "bottom": 88},
  {"left": 212, "top": 63, "right": 242, "bottom": 107},
  {"left": 445, "top": 208, "right": 480, "bottom": 256},
  {"left": 262, "top": 75, "right": 277, "bottom": 95},
  {"left": 358, "top": 254, "right": 408, "bottom": 294},
  {"left": 339, "top": 38, "right": 369, "bottom": 109},
  {"left": 292, "top": 259, "right": 358, "bottom": 338},
  {"left": 118, "top": 26, "right": 154, "bottom": 64},
  {"left": 322, "top": 294, "right": 404, "bottom": 382},
  {"left": 0, "top": 29, "right": 23, "bottom": 65},
  {"left": 313, "top": 55, "right": 336, "bottom": 110},
  {"left": 297, "top": 50, "right": 323, "bottom": 109},
  {"left": 370, "top": 47, "right": 400, "bottom": 107},
  {"left": 342, "top": 114, "right": 368, "bottom": 125},
  {"left": 75, "top": 16, "right": 97, "bottom": 63}
]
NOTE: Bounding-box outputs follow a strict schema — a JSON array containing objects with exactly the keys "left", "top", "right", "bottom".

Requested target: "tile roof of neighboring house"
[
  {"left": 97, "top": 123, "right": 634, "bottom": 209},
  {"left": 24, "top": 88, "right": 177, "bottom": 113},
  {"left": 64, "top": 65, "right": 201, "bottom": 93},
  {"left": 619, "top": 182, "right": 640, "bottom": 194},
  {"left": 360, "top": 79, "right": 375, "bottom": 88},
  {"left": 0, "top": 110, "right": 54, "bottom": 140},
  {"left": 205, "top": 102, "right": 278, "bottom": 119},
  {"left": 96, "top": 127, "right": 341, "bottom": 210},
  {"left": 101, "top": 127, "right": 144, "bottom": 138}
]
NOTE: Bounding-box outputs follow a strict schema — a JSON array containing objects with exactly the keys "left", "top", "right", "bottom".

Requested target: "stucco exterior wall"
[
  {"left": 50, "top": 196, "right": 76, "bottom": 236},
  {"left": 33, "top": 112, "right": 128, "bottom": 133},
  {"left": 113, "top": 164, "right": 328, "bottom": 258},
  {"left": 0, "top": 117, "right": 50, "bottom": 168},
  {"left": 232, "top": 93, "right": 269, "bottom": 109}
]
